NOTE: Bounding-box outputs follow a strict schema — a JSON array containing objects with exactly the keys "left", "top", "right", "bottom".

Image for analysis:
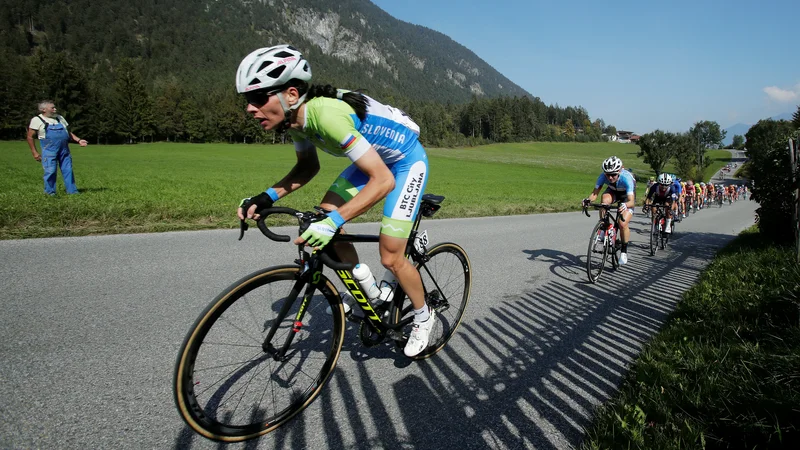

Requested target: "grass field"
[
  {"left": 0, "top": 141, "right": 731, "bottom": 239},
  {"left": 581, "top": 227, "right": 800, "bottom": 449}
]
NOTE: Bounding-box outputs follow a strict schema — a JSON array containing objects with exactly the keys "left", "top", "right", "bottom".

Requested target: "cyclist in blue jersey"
[
  {"left": 672, "top": 176, "right": 684, "bottom": 220},
  {"left": 645, "top": 173, "right": 680, "bottom": 233},
  {"left": 582, "top": 156, "right": 635, "bottom": 265},
  {"left": 234, "top": 45, "right": 434, "bottom": 357}
]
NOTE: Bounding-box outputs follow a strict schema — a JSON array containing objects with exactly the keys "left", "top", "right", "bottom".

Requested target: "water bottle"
[
  {"left": 608, "top": 227, "right": 616, "bottom": 246},
  {"left": 377, "top": 269, "right": 398, "bottom": 303},
  {"left": 352, "top": 264, "right": 381, "bottom": 301}
]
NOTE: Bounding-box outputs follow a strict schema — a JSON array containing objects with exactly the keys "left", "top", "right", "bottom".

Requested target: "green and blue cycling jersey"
[{"left": 288, "top": 94, "right": 428, "bottom": 238}]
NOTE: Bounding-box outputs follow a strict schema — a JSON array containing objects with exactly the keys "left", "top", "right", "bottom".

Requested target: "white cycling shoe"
[
  {"left": 404, "top": 309, "right": 437, "bottom": 357},
  {"left": 619, "top": 252, "right": 628, "bottom": 265}
]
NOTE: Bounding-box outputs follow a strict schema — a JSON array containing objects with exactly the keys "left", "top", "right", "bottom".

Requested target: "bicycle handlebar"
[
  {"left": 238, "top": 206, "right": 355, "bottom": 271},
  {"left": 582, "top": 203, "right": 627, "bottom": 224},
  {"left": 255, "top": 207, "right": 301, "bottom": 242}
]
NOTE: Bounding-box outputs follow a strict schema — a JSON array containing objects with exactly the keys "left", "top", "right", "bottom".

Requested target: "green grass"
[
  {"left": 0, "top": 141, "right": 731, "bottom": 239},
  {"left": 582, "top": 227, "right": 800, "bottom": 449}
]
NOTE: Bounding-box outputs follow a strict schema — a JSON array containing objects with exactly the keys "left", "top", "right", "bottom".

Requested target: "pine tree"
[{"left": 112, "top": 59, "right": 153, "bottom": 143}]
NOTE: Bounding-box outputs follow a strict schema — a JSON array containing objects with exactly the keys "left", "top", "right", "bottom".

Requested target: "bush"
[{"left": 745, "top": 120, "right": 798, "bottom": 243}]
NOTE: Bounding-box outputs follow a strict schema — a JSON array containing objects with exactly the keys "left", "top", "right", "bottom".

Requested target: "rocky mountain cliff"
[{"left": 1, "top": 0, "right": 530, "bottom": 103}]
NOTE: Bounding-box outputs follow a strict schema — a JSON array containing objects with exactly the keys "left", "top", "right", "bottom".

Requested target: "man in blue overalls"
[{"left": 26, "top": 100, "right": 88, "bottom": 195}]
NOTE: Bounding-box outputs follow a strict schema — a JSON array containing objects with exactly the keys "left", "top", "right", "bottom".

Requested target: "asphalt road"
[{"left": 1, "top": 192, "right": 757, "bottom": 449}]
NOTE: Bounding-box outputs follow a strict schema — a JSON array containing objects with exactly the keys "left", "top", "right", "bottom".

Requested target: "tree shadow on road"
[{"left": 172, "top": 231, "right": 741, "bottom": 450}]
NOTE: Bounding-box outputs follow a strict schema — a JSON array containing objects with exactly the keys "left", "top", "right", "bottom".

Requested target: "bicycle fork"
[{"left": 262, "top": 278, "right": 315, "bottom": 362}]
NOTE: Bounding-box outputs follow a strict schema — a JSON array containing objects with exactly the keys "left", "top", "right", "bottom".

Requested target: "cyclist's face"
[
  {"left": 245, "top": 89, "right": 284, "bottom": 130},
  {"left": 605, "top": 172, "right": 619, "bottom": 181}
]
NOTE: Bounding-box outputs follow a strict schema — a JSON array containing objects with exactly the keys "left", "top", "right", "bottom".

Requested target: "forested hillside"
[{"left": 0, "top": 0, "right": 612, "bottom": 145}]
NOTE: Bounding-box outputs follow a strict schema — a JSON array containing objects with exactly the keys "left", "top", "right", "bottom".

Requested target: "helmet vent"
[
  {"left": 257, "top": 62, "right": 270, "bottom": 72},
  {"left": 249, "top": 78, "right": 261, "bottom": 86},
  {"left": 274, "top": 51, "right": 294, "bottom": 58},
  {"left": 267, "top": 66, "right": 286, "bottom": 79}
]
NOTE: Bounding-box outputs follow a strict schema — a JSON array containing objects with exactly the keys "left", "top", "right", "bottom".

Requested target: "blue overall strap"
[{"left": 37, "top": 115, "right": 62, "bottom": 137}]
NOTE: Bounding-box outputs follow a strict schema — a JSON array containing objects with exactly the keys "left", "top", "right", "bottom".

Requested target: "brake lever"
[{"left": 238, "top": 219, "right": 249, "bottom": 241}]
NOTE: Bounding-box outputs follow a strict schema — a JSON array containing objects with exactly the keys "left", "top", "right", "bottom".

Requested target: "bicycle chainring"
[{"left": 358, "top": 321, "right": 385, "bottom": 347}]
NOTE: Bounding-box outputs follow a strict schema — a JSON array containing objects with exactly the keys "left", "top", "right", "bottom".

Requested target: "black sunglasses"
[
  {"left": 605, "top": 172, "right": 620, "bottom": 178},
  {"left": 244, "top": 89, "right": 279, "bottom": 107}
]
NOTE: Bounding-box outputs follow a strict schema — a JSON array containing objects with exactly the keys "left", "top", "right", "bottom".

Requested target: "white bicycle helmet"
[
  {"left": 236, "top": 45, "right": 311, "bottom": 93},
  {"left": 602, "top": 156, "right": 623, "bottom": 174},
  {"left": 658, "top": 173, "right": 673, "bottom": 185},
  {"left": 236, "top": 45, "right": 313, "bottom": 130}
]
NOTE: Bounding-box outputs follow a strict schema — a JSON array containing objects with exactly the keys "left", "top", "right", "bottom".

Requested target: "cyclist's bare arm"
[
  {"left": 241, "top": 148, "right": 321, "bottom": 220},
  {"left": 271, "top": 144, "right": 322, "bottom": 199},
  {"left": 586, "top": 187, "right": 602, "bottom": 203}
]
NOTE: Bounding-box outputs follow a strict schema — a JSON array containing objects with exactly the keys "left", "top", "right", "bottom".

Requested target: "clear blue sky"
[{"left": 371, "top": 0, "right": 800, "bottom": 134}]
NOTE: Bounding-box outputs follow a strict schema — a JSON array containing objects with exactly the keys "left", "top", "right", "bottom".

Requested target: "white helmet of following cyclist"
[
  {"left": 658, "top": 173, "right": 673, "bottom": 185},
  {"left": 602, "top": 156, "right": 623, "bottom": 174},
  {"left": 236, "top": 44, "right": 312, "bottom": 114}
]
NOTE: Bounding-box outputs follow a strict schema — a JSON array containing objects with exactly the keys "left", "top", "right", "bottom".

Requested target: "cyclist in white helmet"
[
  {"left": 646, "top": 173, "right": 680, "bottom": 233},
  {"left": 582, "top": 156, "right": 636, "bottom": 265},
  {"left": 235, "top": 45, "right": 434, "bottom": 357}
]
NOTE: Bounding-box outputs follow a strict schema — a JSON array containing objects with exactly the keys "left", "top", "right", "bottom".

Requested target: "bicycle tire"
[
  {"left": 650, "top": 216, "right": 659, "bottom": 256},
  {"left": 174, "top": 266, "right": 346, "bottom": 442},
  {"left": 611, "top": 245, "right": 619, "bottom": 270},
  {"left": 586, "top": 221, "right": 608, "bottom": 283},
  {"left": 389, "top": 242, "right": 471, "bottom": 360}
]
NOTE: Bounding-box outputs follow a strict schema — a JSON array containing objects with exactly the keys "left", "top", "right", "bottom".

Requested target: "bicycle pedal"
[
  {"left": 386, "top": 330, "right": 406, "bottom": 342},
  {"left": 345, "top": 311, "right": 361, "bottom": 324}
]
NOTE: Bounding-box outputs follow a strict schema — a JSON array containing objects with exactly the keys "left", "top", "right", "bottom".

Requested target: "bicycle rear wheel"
[
  {"left": 586, "top": 221, "right": 608, "bottom": 283},
  {"left": 174, "top": 266, "right": 345, "bottom": 442},
  {"left": 389, "top": 242, "right": 471, "bottom": 360}
]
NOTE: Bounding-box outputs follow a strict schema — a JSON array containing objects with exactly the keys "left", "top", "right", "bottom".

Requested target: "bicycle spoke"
[{"left": 175, "top": 268, "right": 345, "bottom": 439}]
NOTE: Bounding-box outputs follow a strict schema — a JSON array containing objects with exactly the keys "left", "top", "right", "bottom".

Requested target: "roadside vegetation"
[
  {"left": 0, "top": 141, "right": 730, "bottom": 239},
  {"left": 583, "top": 119, "right": 800, "bottom": 449},
  {"left": 581, "top": 227, "right": 800, "bottom": 449}
]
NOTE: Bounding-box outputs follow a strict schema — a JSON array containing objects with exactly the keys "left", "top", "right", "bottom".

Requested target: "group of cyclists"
[
  {"left": 228, "top": 40, "right": 758, "bottom": 360},
  {"left": 645, "top": 176, "right": 748, "bottom": 213},
  {"left": 583, "top": 156, "right": 749, "bottom": 266}
]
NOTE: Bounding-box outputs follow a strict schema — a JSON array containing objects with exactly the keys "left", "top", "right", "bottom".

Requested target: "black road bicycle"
[
  {"left": 583, "top": 202, "right": 627, "bottom": 283},
  {"left": 648, "top": 204, "right": 674, "bottom": 256},
  {"left": 173, "top": 194, "right": 471, "bottom": 442}
]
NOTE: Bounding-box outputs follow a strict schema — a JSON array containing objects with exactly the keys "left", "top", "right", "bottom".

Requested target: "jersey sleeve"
[
  {"left": 288, "top": 131, "right": 315, "bottom": 153},
  {"left": 594, "top": 174, "right": 606, "bottom": 190},
  {"left": 622, "top": 173, "right": 635, "bottom": 195},
  {"left": 313, "top": 109, "right": 371, "bottom": 163}
]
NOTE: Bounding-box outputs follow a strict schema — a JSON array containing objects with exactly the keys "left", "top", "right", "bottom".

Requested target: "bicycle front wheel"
[
  {"left": 174, "top": 266, "right": 345, "bottom": 442},
  {"left": 586, "top": 221, "right": 608, "bottom": 283},
  {"left": 649, "top": 218, "right": 659, "bottom": 256},
  {"left": 389, "top": 242, "right": 471, "bottom": 360}
]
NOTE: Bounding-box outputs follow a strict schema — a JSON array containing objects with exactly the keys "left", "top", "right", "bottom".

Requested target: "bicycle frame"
[{"left": 259, "top": 197, "right": 444, "bottom": 360}]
